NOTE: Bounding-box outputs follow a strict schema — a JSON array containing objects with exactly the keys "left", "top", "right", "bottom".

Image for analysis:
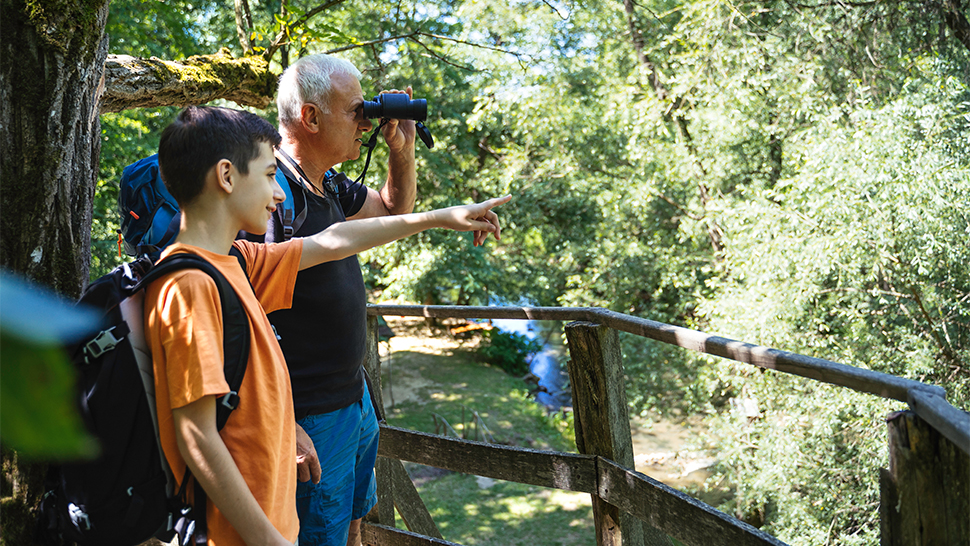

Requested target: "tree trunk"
[
  {"left": 1, "top": 0, "right": 109, "bottom": 296},
  {"left": 1, "top": 1, "right": 110, "bottom": 543}
]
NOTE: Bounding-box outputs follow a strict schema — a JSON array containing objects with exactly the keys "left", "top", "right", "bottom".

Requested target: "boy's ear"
[
  {"left": 214, "top": 158, "right": 234, "bottom": 195},
  {"left": 300, "top": 103, "right": 321, "bottom": 134}
]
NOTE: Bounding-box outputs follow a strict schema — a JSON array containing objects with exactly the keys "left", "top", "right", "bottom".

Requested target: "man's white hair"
[{"left": 277, "top": 54, "right": 362, "bottom": 128}]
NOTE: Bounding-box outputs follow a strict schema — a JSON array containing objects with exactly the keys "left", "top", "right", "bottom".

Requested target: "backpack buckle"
[
  {"left": 83, "top": 327, "right": 124, "bottom": 363},
  {"left": 68, "top": 503, "right": 92, "bottom": 531},
  {"left": 282, "top": 206, "right": 294, "bottom": 240},
  {"left": 220, "top": 391, "right": 239, "bottom": 411}
]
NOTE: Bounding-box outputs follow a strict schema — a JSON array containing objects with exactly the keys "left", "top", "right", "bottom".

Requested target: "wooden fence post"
[
  {"left": 880, "top": 410, "right": 970, "bottom": 545},
  {"left": 365, "top": 314, "right": 396, "bottom": 528},
  {"left": 565, "top": 321, "right": 671, "bottom": 546}
]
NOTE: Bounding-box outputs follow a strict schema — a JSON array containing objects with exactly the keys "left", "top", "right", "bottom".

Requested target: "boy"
[{"left": 145, "top": 105, "right": 509, "bottom": 546}]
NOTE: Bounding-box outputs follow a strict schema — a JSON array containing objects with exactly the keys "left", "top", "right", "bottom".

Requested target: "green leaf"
[
  {"left": 0, "top": 331, "right": 99, "bottom": 460},
  {"left": 0, "top": 273, "right": 100, "bottom": 460}
]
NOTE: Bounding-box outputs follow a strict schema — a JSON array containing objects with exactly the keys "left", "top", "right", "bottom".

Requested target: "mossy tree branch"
[{"left": 100, "top": 48, "right": 276, "bottom": 113}]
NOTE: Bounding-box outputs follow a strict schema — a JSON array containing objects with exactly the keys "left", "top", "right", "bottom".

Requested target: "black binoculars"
[
  {"left": 362, "top": 94, "right": 427, "bottom": 121},
  {"left": 361, "top": 94, "right": 433, "bottom": 148}
]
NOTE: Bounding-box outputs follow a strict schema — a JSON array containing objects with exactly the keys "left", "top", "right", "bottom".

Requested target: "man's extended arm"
[
  {"left": 299, "top": 195, "right": 510, "bottom": 271},
  {"left": 173, "top": 396, "right": 294, "bottom": 546}
]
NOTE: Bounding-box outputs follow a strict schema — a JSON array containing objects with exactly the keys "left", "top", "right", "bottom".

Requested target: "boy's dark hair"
[{"left": 158, "top": 106, "right": 282, "bottom": 206}]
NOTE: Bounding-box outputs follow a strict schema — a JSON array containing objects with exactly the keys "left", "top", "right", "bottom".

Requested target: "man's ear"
[
  {"left": 214, "top": 158, "right": 234, "bottom": 195},
  {"left": 300, "top": 103, "right": 321, "bottom": 134}
]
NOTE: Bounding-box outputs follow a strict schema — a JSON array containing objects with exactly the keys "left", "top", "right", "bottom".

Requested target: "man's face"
[
  {"left": 232, "top": 141, "right": 284, "bottom": 235},
  {"left": 317, "top": 70, "right": 374, "bottom": 166}
]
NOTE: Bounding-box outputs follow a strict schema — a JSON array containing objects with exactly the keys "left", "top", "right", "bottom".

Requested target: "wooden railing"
[{"left": 360, "top": 305, "right": 970, "bottom": 546}]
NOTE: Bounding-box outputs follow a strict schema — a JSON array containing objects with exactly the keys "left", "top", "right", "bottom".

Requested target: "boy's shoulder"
[
  {"left": 230, "top": 239, "right": 303, "bottom": 305},
  {"left": 231, "top": 238, "right": 302, "bottom": 270}
]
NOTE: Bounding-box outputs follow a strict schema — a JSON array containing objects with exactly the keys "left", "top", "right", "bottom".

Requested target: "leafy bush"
[
  {"left": 477, "top": 329, "right": 542, "bottom": 377},
  {"left": 694, "top": 74, "right": 969, "bottom": 544}
]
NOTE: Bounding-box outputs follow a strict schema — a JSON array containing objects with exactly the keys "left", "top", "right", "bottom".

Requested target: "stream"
[
  {"left": 488, "top": 313, "right": 721, "bottom": 496},
  {"left": 487, "top": 315, "right": 571, "bottom": 410}
]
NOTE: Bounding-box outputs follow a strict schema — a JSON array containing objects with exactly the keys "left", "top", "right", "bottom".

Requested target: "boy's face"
[
  {"left": 317, "top": 70, "right": 374, "bottom": 166},
  {"left": 232, "top": 141, "right": 284, "bottom": 235}
]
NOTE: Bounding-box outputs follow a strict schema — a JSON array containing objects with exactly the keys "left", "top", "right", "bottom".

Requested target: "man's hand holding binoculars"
[{"left": 374, "top": 86, "right": 417, "bottom": 156}]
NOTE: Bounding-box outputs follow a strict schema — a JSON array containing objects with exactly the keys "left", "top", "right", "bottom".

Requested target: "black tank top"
[{"left": 262, "top": 162, "right": 369, "bottom": 418}]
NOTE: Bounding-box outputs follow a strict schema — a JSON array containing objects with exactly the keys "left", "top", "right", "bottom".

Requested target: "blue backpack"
[{"left": 118, "top": 154, "right": 306, "bottom": 256}]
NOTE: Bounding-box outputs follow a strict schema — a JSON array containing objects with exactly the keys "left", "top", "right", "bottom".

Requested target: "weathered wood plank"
[
  {"left": 362, "top": 522, "right": 463, "bottom": 546},
  {"left": 368, "top": 304, "right": 946, "bottom": 405},
  {"left": 376, "top": 456, "right": 396, "bottom": 527},
  {"left": 368, "top": 304, "right": 591, "bottom": 321},
  {"left": 593, "top": 308, "right": 945, "bottom": 404},
  {"left": 388, "top": 458, "right": 443, "bottom": 539},
  {"left": 377, "top": 425, "right": 785, "bottom": 545},
  {"left": 364, "top": 314, "right": 386, "bottom": 418},
  {"left": 378, "top": 425, "right": 598, "bottom": 493},
  {"left": 597, "top": 459, "right": 789, "bottom": 546},
  {"left": 366, "top": 316, "right": 396, "bottom": 528},
  {"left": 908, "top": 389, "right": 970, "bottom": 456},
  {"left": 565, "top": 322, "right": 658, "bottom": 546},
  {"left": 881, "top": 410, "right": 970, "bottom": 546},
  {"left": 879, "top": 467, "right": 900, "bottom": 544}
]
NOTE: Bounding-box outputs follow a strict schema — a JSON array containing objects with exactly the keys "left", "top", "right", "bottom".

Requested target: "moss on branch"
[{"left": 100, "top": 48, "right": 277, "bottom": 113}]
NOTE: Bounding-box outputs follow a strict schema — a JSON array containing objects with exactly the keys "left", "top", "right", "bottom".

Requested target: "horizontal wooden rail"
[
  {"left": 907, "top": 390, "right": 970, "bottom": 455},
  {"left": 378, "top": 425, "right": 786, "bottom": 546},
  {"left": 363, "top": 522, "right": 461, "bottom": 546},
  {"left": 378, "top": 425, "right": 598, "bottom": 493},
  {"left": 597, "top": 458, "right": 785, "bottom": 546},
  {"left": 369, "top": 304, "right": 969, "bottom": 455}
]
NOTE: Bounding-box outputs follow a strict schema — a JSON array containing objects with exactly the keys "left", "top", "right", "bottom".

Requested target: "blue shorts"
[{"left": 296, "top": 382, "right": 379, "bottom": 546}]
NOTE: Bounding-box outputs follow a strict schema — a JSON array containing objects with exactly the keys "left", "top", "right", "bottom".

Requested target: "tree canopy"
[{"left": 3, "top": 0, "right": 968, "bottom": 544}]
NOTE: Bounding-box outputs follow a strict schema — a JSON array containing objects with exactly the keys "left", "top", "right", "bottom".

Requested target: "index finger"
[{"left": 482, "top": 195, "right": 512, "bottom": 210}]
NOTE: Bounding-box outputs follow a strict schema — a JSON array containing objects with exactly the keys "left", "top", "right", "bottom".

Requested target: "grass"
[
  {"left": 378, "top": 318, "right": 594, "bottom": 545},
  {"left": 414, "top": 474, "right": 594, "bottom": 546}
]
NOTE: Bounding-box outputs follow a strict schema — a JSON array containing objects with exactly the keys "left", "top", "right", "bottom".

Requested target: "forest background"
[{"left": 2, "top": 0, "right": 969, "bottom": 545}]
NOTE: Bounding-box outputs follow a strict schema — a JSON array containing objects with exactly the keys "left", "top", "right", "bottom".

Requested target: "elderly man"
[{"left": 269, "top": 54, "right": 416, "bottom": 546}]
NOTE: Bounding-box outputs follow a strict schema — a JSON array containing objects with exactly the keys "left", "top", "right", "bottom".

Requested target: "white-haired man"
[{"left": 268, "top": 54, "right": 416, "bottom": 546}]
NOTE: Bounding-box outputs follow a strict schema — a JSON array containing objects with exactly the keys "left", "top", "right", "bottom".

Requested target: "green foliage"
[
  {"left": 0, "top": 275, "right": 99, "bottom": 460},
  {"left": 697, "top": 365, "right": 893, "bottom": 545},
  {"left": 0, "top": 332, "right": 98, "bottom": 460},
  {"left": 694, "top": 72, "right": 970, "bottom": 543},
  {"left": 90, "top": 1, "right": 970, "bottom": 543},
  {"left": 106, "top": 0, "right": 223, "bottom": 58},
  {"left": 477, "top": 329, "right": 542, "bottom": 377}
]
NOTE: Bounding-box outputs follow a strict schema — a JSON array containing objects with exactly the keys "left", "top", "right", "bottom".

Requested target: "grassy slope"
[{"left": 379, "top": 318, "right": 594, "bottom": 545}]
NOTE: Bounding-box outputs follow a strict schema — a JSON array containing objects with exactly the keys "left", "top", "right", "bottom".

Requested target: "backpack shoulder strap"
[
  {"left": 139, "top": 253, "right": 250, "bottom": 430},
  {"left": 227, "top": 245, "right": 248, "bottom": 278},
  {"left": 275, "top": 156, "right": 308, "bottom": 240}
]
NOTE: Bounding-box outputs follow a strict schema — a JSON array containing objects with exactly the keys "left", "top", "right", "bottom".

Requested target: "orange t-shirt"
[{"left": 145, "top": 239, "right": 303, "bottom": 546}]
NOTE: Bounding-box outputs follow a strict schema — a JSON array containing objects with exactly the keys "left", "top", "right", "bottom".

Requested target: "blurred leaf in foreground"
[{"left": 0, "top": 272, "right": 100, "bottom": 460}]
